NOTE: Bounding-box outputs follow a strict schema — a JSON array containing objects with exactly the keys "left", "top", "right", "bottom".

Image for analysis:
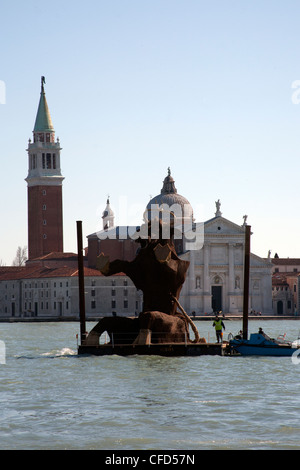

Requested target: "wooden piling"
[
  {"left": 76, "top": 221, "right": 86, "bottom": 345},
  {"left": 243, "top": 225, "right": 251, "bottom": 340}
]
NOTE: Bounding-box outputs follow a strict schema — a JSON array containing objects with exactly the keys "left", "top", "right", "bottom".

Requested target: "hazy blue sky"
[{"left": 1, "top": 0, "right": 300, "bottom": 264}]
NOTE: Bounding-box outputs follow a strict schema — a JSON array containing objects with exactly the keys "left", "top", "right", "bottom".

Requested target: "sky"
[{"left": 1, "top": 0, "right": 300, "bottom": 264}]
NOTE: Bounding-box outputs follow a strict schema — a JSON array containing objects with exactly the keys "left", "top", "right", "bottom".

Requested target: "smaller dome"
[
  {"left": 102, "top": 197, "right": 114, "bottom": 230},
  {"left": 102, "top": 198, "right": 114, "bottom": 218}
]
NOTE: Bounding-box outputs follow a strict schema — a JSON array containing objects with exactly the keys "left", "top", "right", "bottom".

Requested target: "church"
[
  {"left": 89, "top": 170, "right": 273, "bottom": 315},
  {"left": 148, "top": 172, "right": 273, "bottom": 314},
  {"left": 179, "top": 202, "right": 273, "bottom": 314}
]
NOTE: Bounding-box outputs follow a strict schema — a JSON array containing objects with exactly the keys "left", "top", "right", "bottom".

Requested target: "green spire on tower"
[{"left": 33, "top": 76, "right": 54, "bottom": 132}]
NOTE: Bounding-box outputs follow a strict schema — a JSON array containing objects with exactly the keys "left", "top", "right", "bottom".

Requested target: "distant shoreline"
[{"left": 0, "top": 315, "right": 299, "bottom": 323}]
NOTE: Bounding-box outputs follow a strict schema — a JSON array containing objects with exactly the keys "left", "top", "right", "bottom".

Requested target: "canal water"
[{"left": 1, "top": 319, "right": 300, "bottom": 450}]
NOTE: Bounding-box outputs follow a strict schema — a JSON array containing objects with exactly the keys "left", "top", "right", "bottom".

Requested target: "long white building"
[{"left": 0, "top": 263, "right": 141, "bottom": 319}]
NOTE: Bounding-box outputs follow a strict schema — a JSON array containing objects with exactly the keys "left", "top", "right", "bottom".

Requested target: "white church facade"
[
  {"left": 144, "top": 170, "right": 273, "bottom": 315},
  {"left": 179, "top": 208, "right": 273, "bottom": 314}
]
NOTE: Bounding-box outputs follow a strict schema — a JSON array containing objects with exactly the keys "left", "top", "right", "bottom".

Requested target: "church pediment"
[
  {"left": 250, "top": 253, "right": 272, "bottom": 268},
  {"left": 204, "top": 216, "right": 246, "bottom": 236}
]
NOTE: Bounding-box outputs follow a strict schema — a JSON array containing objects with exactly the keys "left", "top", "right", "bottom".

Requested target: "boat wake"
[
  {"left": 15, "top": 347, "right": 77, "bottom": 360},
  {"left": 42, "top": 347, "right": 77, "bottom": 357}
]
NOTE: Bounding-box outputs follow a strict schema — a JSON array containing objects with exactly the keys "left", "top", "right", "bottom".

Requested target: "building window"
[
  {"left": 111, "top": 299, "right": 116, "bottom": 309},
  {"left": 43, "top": 204, "right": 46, "bottom": 210},
  {"left": 42, "top": 153, "right": 45, "bottom": 169},
  {"left": 124, "top": 280, "right": 128, "bottom": 286},
  {"left": 53, "top": 154, "right": 56, "bottom": 169},
  {"left": 91, "top": 300, "right": 96, "bottom": 309},
  {"left": 124, "top": 289, "right": 128, "bottom": 296},
  {"left": 91, "top": 289, "right": 95, "bottom": 297},
  {"left": 43, "top": 234, "right": 47, "bottom": 239},
  {"left": 124, "top": 300, "right": 128, "bottom": 308},
  {"left": 46, "top": 153, "right": 51, "bottom": 169},
  {"left": 111, "top": 289, "right": 116, "bottom": 296},
  {"left": 42, "top": 189, "right": 46, "bottom": 196},
  {"left": 43, "top": 220, "right": 47, "bottom": 225},
  {"left": 275, "top": 268, "right": 279, "bottom": 273},
  {"left": 30, "top": 154, "right": 37, "bottom": 169}
]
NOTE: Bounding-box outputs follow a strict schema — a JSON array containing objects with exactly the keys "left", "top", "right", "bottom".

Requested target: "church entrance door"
[
  {"left": 277, "top": 300, "right": 283, "bottom": 315},
  {"left": 211, "top": 286, "right": 222, "bottom": 313}
]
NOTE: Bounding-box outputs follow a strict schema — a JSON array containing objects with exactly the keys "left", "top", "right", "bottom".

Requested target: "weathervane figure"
[{"left": 41, "top": 76, "right": 46, "bottom": 91}]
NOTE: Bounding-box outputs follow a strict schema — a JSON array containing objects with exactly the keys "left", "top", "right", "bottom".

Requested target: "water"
[{"left": 1, "top": 319, "right": 300, "bottom": 450}]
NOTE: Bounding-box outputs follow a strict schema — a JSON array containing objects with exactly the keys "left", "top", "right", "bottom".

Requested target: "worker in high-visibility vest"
[{"left": 212, "top": 314, "right": 225, "bottom": 343}]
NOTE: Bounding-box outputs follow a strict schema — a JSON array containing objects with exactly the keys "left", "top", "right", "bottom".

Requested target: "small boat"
[{"left": 229, "top": 332, "right": 300, "bottom": 357}]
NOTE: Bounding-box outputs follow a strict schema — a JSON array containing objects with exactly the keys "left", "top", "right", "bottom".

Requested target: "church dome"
[{"left": 145, "top": 168, "right": 193, "bottom": 224}]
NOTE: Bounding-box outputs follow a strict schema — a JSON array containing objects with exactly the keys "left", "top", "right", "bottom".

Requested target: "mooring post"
[
  {"left": 243, "top": 225, "right": 251, "bottom": 340},
  {"left": 77, "top": 220, "right": 86, "bottom": 345}
]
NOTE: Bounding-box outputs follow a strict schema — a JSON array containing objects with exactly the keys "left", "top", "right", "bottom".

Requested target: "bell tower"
[{"left": 26, "top": 77, "right": 64, "bottom": 260}]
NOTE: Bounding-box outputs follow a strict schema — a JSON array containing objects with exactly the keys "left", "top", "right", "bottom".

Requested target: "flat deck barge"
[{"left": 78, "top": 342, "right": 226, "bottom": 357}]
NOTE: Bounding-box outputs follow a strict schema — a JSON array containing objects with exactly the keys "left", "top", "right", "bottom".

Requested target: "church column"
[
  {"left": 188, "top": 249, "right": 195, "bottom": 311},
  {"left": 228, "top": 243, "right": 238, "bottom": 312},
  {"left": 228, "top": 243, "right": 235, "bottom": 293},
  {"left": 203, "top": 243, "right": 212, "bottom": 313},
  {"left": 189, "top": 250, "right": 195, "bottom": 291}
]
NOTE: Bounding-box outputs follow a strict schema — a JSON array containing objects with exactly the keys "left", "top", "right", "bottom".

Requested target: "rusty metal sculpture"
[{"left": 85, "top": 220, "right": 201, "bottom": 346}]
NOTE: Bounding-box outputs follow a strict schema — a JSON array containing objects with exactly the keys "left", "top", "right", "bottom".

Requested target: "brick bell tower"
[{"left": 26, "top": 77, "right": 64, "bottom": 260}]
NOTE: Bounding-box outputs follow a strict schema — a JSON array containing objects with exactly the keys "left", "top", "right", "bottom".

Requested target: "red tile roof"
[
  {"left": 272, "top": 258, "right": 300, "bottom": 265},
  {"left": 30, "top": 252, "right": 79, "bottom": 261},
  {"left": 0, "top": 266, "right": 125, "bottom": 281},
  {"left": 272, "top": 273, "right": 289, "bottom": 286}
]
